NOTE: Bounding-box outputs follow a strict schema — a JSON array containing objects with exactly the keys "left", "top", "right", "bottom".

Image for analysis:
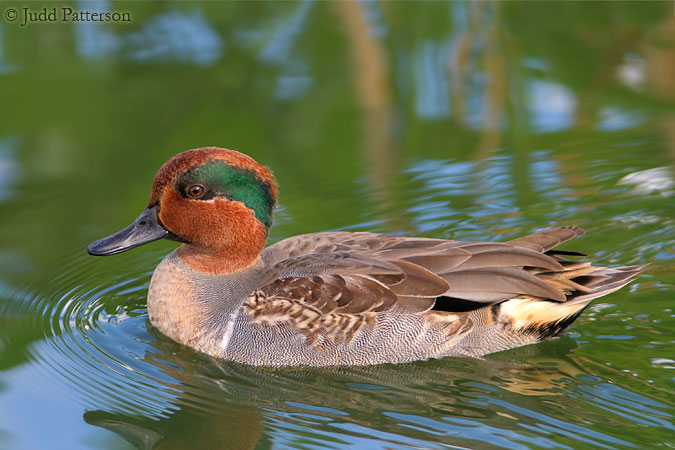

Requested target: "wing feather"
[{"left": 253, "top": 227, "right": 632, "bottom": 336}]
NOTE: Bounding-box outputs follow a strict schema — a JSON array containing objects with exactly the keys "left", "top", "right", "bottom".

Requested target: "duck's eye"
[{"left": 186, "top": 184, "right": 205, "bottom": 198}]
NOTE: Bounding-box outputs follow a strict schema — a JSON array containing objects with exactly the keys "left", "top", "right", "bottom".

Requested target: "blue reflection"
[
  {"left": 385, "top": 411, "right": 570, "bottom": 449},
  {"left": 478, "top": 395, "right": 637, "bottom": 448},
  {"left": 123, "top": 10, "right": 224, "bottom": 65},
  {"left": 275, "top": 61, "right": 313, "bottom": 101},
  {"left": 413, "top": 40, "right": 451, "bottom": 119},
  {"left": 259, "top": 0, "right": 313, "bottom": 64},
  {"left": 74, "top": 0, "right": 116, "bottom": 60},
  {"left": 359, "top": 0, "right": 387, "bottom": 38},
  {"left": 256, "top": 1, "right": 315, "bottom": 100},
  {"left": 529, "top": 79, "right": 575, "bottom": 132},
  {"left": 406, "top": 157, "right": 522, "bottom": 230},
  {"left": 74, "top": 3, "right": 224, "bottom": 65},
  {"left": 597, "top": 106, "right": 645, "bottom": 131},
  {"left": 0, "top": 22, "right": 18, "bottom": 73},
  {"left": 0, "top": 137, "right": 20, "bottom": 202},
  {"left": 576, "top": 383, "right": 673, "bottom": 428},
  {"left": 530, "top": 151, "right": 562, "bottom": 197}
]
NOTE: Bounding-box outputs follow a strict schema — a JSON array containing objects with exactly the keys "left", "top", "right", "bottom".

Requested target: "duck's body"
[{"left": 89, "top": 147, "right": 643, "bottom": 367}]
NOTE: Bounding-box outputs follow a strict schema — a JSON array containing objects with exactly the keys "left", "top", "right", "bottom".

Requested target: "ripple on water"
[{"left": 0, "top": 246, "right": 182, "bottom": 417}]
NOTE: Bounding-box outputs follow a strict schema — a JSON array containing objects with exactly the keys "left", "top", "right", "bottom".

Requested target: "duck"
[{"left": 88, "top": 147, "right": 644, "bottom": 367}]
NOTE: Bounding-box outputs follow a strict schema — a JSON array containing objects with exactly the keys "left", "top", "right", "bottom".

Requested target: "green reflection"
[{"left": 0, "top": 1, "right": 673, "bottom": 449}]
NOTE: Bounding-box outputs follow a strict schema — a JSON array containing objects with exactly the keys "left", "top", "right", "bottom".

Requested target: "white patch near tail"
[{"left": 499, "top": 297, "right": 592, "bottom": 330}]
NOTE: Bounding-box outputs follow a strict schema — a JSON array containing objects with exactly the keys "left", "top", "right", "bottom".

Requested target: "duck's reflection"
[
  {"left": 85, "top": 330, "right": 585, "bottom": 449},
  {"left": 85, "top": 404, "right": 263, "bottom": 450}
]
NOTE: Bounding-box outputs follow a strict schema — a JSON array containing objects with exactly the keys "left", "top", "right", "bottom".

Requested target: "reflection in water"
[
  {"left": 413, "top": 40, "right": 452, "bottom": 120},
  {"left": 528, "top": 80, "right": 575, "bottom": 132},
  {"left": 404, "top": 152, "right": 568, "bottom": 238},
  {"left": 619, "top": 167, "right": 674, "bottom": 198},
  {"left": 617, "top": 55, "right": 646, "bottom": 91},
  {"left": 75, "top": 2, "right": 224, "bottom": 65},
  {"left": 0, "top": 137, "right": 20, "bottom": 202},
  {"left": 275, "top": 66, "right": 314, "bottom": 102},
  {"left": 123, "top": 11, "right": 224, "bottom": 65},
  {"left": 85, "top": 402, "right": 263, "bottom": 450},
  {"left": 257, "top": 0, "right": 315, "bottom": 101},
  {"left": 231, "top": 2, "right": 317, "bottom": 101},
  {"left": 597, "top": 106, "right": 645, "bottom": 131},
  {"left": 0, "top": 0, "right": 674, "bottom": 448},
  {"left": 336, "top": 0, "right": 400, "bottom": 231},
  {"left": 82, "top": 331, "right": 672, "bottom": 449},
  {"left": 0, "top": 23, "right": 18, "bottom": 74},
  {"left": 259, "top": 0, "right": 313, "bottom": 65},
  {"left": 75, "top": 0, "right": 116, "bottom": 60}
]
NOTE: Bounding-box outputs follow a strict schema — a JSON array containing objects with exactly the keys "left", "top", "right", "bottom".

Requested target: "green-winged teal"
[{"left": 88, "top": 147, "right": 644, "bottom": 366}]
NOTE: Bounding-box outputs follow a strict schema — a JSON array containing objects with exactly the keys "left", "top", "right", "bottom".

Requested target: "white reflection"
[
  {"left": 617, "top": 54, "right": 646, "bottom": 91},
  {"left": 619, "top": 167, "right": 674, "bottom": 198},
  {"left": 528, "top": 80, "right": 575, "bottom": 132},
  {"left": 650, "top": 358, "right": 675, "bottom": 369}
]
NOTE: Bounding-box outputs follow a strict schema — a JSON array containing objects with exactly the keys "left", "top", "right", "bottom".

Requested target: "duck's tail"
[{"left": 498, "top": 263, "right": 645, "bottom": 339}]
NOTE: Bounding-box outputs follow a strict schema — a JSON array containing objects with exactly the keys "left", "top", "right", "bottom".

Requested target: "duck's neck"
[
  {"left": 176, "top": 244, "right": 262, "bottom": 274},
  {"left": 148, "top": 251, "right": 260, "bottom": 357}
]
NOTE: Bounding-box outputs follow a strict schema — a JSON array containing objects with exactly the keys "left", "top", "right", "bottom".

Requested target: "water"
[{"left": 0, "top": 1, "right": 673, "bottom": 449}]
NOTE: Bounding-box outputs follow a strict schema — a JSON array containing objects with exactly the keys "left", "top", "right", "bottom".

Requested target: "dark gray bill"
[{"left": 87, "top": 206, "right": 169, "bottom": 256}]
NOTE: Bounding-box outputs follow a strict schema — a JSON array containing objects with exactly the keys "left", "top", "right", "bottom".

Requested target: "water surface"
[{"left": 0, "top": 1, "right": 673, "bottom": 449}]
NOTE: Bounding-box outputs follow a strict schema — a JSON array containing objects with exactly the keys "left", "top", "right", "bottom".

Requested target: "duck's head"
[{"left": 88, "top": 147, "right": 277, "bottom": 274}]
